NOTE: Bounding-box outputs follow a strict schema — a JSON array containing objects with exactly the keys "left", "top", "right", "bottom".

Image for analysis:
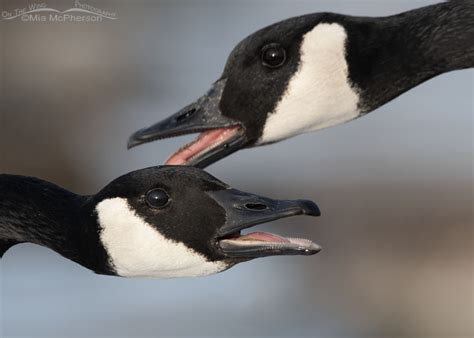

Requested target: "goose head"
[
  {"left": 91, "top": 166, "right": 321, "bottom": 278},
  {"left": 128, "top": 13, "right": 362, "bottom": 167},
  {"left": 128, "top": 2, "right": 473, "bottom": 167}
]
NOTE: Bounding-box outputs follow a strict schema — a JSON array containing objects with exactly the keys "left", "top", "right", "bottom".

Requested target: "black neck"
[
  {"left": 0, "top": 175, "right": 112, "bottom": 274},
  {"left": 343, "top": 1, "right": 474, "bottom": 112}
]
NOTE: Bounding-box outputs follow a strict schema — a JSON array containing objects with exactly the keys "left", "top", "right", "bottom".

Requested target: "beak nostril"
[
  {"left": 176, "top": 108, "right": 196, "bottom": 122},
  {"left": 244, "top": 202, "right": 268, "bottom": 211}
]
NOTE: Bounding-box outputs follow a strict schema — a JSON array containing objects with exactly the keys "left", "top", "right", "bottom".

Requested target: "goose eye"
[
  {"left": 261, "top": 43, "right": 286, "bottom": 68},
  {"left": 145, "top": 189, "right": 170, "bottom": 208}
]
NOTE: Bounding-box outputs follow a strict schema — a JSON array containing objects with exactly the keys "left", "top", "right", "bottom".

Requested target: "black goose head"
[
  {"left": 128, "top": 2, "right": 473, "bottom": 168},
  {"left": 91, "top": 166, "right": 321, "bottom": 278},
  {"left": 0, "top": 167, "right": 320, "bottom": 278},
  {"left": 128, "top": 13, "right": 331, "bottom": 168}
]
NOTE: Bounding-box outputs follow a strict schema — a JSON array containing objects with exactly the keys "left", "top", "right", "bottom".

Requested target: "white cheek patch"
[
  {"left": 96, "top": 198, "right": 226, "bottom": 278},
  {"left": 259, "top": 23, "right": 361, "bottom": 144}
]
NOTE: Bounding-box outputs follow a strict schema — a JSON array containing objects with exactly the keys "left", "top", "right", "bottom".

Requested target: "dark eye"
[
  {"left": 145, "top": 189, "right": 170, "bottom": 208},
  {"left": 261, "top": 43, "right": 286, "bottom": 68}
]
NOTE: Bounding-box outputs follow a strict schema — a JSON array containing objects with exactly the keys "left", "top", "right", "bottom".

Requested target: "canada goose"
[
  {"left": 128, "top": 1, "right": 473, "bottom": 168},
  {"left": 0, "top": 166, "right": 320, "bottom": 278}
]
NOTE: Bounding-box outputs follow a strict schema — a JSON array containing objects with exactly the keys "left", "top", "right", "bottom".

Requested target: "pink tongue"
[
  {"left": 236, "top": 232, "right": 290, "bottom": 243},
  {"left": 165, "top": 126, "right": 239, "bottom": 165}
]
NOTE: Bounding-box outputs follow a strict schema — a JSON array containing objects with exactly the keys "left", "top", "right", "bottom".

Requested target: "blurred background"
[{"left": 1, "top": 0, "right": 472, "bottom": 336}]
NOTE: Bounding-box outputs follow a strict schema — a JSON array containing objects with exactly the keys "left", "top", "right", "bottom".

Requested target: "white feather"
[
  {"left": 96, "top": 198, "right": 226, "bottom": 278},
  {"left": 259, "top": 23, "right": 361, "bottom": 144}
]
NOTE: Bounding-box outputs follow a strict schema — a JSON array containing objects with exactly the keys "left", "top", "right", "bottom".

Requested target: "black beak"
[
  {"left": 208, "top": 189, "right": 321, "bottom": 258},
  {"left": 127, "top": 79, "right": 247, "bottom": 168}
]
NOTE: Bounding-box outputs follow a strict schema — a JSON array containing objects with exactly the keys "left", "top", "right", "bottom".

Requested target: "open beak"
[
  {"left": 128, "top": 79, "right": 247, "bottom": 169},
  {"left": 208, "top": 188, "right": 321, "bottom": 258}
]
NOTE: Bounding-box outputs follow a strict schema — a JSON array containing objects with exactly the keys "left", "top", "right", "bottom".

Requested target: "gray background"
[{"left": 1, "top": 0, "right": 472, "bottom": 336}]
